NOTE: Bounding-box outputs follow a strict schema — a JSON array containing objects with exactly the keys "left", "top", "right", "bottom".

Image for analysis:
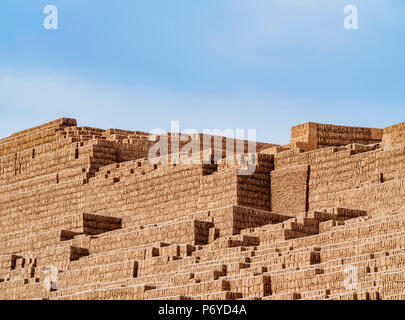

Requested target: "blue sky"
[{"left": 0, "top": 0, "right": 404, "bottom": 143}]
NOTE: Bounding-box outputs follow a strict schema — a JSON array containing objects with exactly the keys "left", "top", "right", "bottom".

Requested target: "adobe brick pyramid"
[{"left": 1, "top": 118, "right": 405, "bottom": 300}]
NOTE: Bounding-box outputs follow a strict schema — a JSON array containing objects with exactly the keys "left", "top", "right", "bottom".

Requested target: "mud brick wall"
[
  {"left": 231, "top": 206, "right": 289, "bottom": 235},
  {"left": 310, "top": 147, "right": 405, "bottom": 212},
  {"left": 229, "top": 275, "right": 271, "bottom": 298},
  {"left": 148, "top": 133, "right": 276, "bottom": 164},
  {"left": 89, "top": 219, "right": 214, "bottom": 255},
  {"left": 237, "top": 170, "right": 271, "bottom": 211},
  {"left": 107, "top": 164, "right": 205, "bottom": 226},
  {"left": 382, "top": 122, "right": 405, "bottom": 150},
  {"left": 77, "top": 151, "right": 273, "bottom": 229},
  {"left": 0, "top": 178, "right": 86, "bottom": 237},
  {"left": 0, "top": 141, "right": 93, "bottom": 185},
  {"left": 289, "top": 122, "right": 318, "bottom": 151},
  {"left": 192, "top": 205, "right": 290, "bottom": 237},
  {"left": 0, "top": 123, "right": 165, "bottom": 240},
  {"left": 74, "top": 150, "right": 273, "bottom": 229},
  {"left": 315, "top": 179, "right": 405, "bottom": 216},
  {"left": 272, "top": 144, "right": 405, "bottom": 215},
  {"left": 270, "top": 165, "right": 309, "bottom": 215},
  {"left": 171, "top": 133, "right": 276, "bottom": 155},
  {"left": 197, "top": 169, "right": 238, "bottom": 212},
  {"left": 198, "top": 166, "right": 271, "bottom": 213},
  {"left": 3, "top": 118, "right": 405, "bottom": 301},
  {"left": 77, "top": 213, "right": 122, "bottom": 235},
  {"left": 273, "top": 146, "right": 343, "bottom": 169},
  {"left": 0, "top": 118, "right": 77, "bottom": 157},
  {"left": 290, "top": 122, "right": 382, "bottom": 151},
  {"left": 0, "top": 138, "right": 131, "bottom": 237},
  {"left": 0, "top": 118, "right": 277, "bottom": 249},
  {"left": 199, "top": 153, "right": 274, "bottom": 213}
]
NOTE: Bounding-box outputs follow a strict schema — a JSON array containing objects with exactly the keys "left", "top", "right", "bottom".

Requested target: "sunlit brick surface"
[{"left": 1, "top": 119, "right": 405, "bottom": 300}]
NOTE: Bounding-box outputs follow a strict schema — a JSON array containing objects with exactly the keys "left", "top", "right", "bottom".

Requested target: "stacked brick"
[
  {"left": 0, "top": 118, "right": 405, "bottom": 300},
  {"left": 290, "top": 122, "right": 382, "bottom": 151},
  {"left": 270, "top": 165, "right": 309, "bottom": 214},
  {"left": 382, "top": 122, "right": 405, "bottom": 150}
]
